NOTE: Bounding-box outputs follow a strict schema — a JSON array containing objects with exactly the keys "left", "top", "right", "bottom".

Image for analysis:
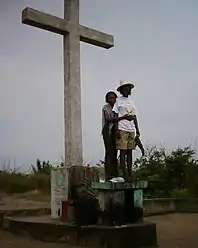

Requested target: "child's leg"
[
  {"left": 109, "top": 131, "right": 119, "bottom": 178},
  {"left": 120, "top": 150, "right": 127, "bottom": 178},
  {"left": 102, "top": 128, "right": 112, "bottom": 181},
  {"left": 116, "top": 130, "right": 128, "bottom": 179},
  {"left": 126, "top": 149, "right": 132, "bottom": 177},
  {"left": 127, "top": 132, "right": 136, "bottom": 178}
]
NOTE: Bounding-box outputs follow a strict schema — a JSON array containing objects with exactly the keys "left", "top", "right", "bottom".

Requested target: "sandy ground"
[
  {"left": 0, "top": 192, "right": 50, "bottom": 210},
  {"left": 146, "top": 213, "right": 198, "bottom": 248},
  {"left": 0, "top": 213, "right": 198, "bottom": 247}
]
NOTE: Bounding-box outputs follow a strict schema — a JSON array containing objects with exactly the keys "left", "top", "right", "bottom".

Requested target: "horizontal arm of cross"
[
  {"left": 22, "top": 7, "right": 114, "bottom": 49},
  {"left": 79, "top": 25, "right": 113, "bottom": 49}
]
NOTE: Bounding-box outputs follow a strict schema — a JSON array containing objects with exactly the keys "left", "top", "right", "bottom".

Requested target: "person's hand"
[
  {"left": 123, "top": 114, "right": 134, "bottom": 121},
  {"left": 136, "top": 130, "right": 140, "bottom": 137}
]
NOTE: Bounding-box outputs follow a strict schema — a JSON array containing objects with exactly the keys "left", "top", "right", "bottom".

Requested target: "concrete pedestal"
[
  {"left": 51, "top": 167, "right": 68, "bottom": 219},
  {"left": 91, "top": 181, "right": 148, "bottom": 225},
  {"left": 51, "top": 166, "right": 99, "bottom": 220}
]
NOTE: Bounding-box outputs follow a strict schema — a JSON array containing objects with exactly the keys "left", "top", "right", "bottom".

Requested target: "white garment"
[{"left": 113, "top": 96, "right": 136, "bottom": 133}]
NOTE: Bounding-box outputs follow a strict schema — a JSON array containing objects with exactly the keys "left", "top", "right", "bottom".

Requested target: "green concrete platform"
[
  {"left": 2, "top": 215, "right": 157, "bottom": 247},
  {"left": 91, "top": 181, "right": 148, "bottom": 190}
]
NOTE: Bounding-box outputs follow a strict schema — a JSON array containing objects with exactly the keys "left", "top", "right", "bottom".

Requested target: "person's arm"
[
  {"left": 133, "top": 115, "right": 140, "bottom": 136},
  {"left": 102, "top": 107, "right": 120, "bottom": 123},
  {"left": 132, "top": 105, "right": 140, "bottom": 136},
  {"left": 135, "top": 136, "right": 145, "bottom": 156},
  {"left": 102, "top": 107, "right": 106, "bottom": 132},
  {"left": 108, "top": 115, "right": 129, "bottom": 123},
  {"left": 102, "top": 105, "right": 128, "bottom": 127},
  {"left": 112, "top": 112, "right": 135, "bottom": 137},
  {"left": 112, "top": 100, "right": 120, "bottom": 138},
  {"left": 113, "top": 112, "right": 120, "bottom": 138},
  {"left": 111, "top": 99, "right": 134, "bottom": 122}
]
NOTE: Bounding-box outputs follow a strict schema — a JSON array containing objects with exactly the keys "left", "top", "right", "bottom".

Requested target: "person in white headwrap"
[{"left": 102, "top": 91, "right": 132, "bottom": 181}]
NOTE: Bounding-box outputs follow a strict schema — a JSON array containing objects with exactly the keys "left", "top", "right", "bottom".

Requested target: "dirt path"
[
  {"left": 146, "top": 213, "right": 198, "bottom": 247},
  {"left": 0, "top": 192, "right": 49, "bottom": 210},
  {"left": 0, "top": 230, "right": 82, "bottom": 248},
  {"left": 1, "top": 213, "right": 198, "bottom": 247}
]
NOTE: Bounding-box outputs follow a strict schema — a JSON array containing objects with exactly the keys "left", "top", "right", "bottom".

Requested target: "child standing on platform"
[{"left": 113, "top": 80, "right": 141, "bottom": 180}]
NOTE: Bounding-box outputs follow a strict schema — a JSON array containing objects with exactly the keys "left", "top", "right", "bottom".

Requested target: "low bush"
[{"left": 1, "top": 146, "right": 198, "bottom": 199}]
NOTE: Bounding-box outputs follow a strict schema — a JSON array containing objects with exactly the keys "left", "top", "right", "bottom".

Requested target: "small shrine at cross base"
[{"left": 51, "top": 166, "right": 148, "bottom": 226}]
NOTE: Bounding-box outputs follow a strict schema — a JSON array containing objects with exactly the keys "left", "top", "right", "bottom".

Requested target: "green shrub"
[
  {"left": 0, "top": 170, "right": 50, "bottom": 195},
  {"left": 170, "top": 188, "right": 191, "bottom": 199},
  {"left": 0, "top": 171, "right": 32, "bottom": 193},
  {"left": 1, "top": 147, "right": 198, "bottom": 199},
  {"left": 135, "top": 146, "right": 198, "bottom": 198}
]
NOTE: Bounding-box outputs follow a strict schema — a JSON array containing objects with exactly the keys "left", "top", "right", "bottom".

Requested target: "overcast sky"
[{"left": 0, "top": 0, "right": 198, "bottom": 169}]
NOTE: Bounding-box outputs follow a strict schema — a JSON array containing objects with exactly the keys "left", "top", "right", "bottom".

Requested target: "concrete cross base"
[
  {"left": 3, "top": 215, "right": 157, "bottom": 247},
  {"left": 51, "top": 165, "right": 99, "bottom": 220}
]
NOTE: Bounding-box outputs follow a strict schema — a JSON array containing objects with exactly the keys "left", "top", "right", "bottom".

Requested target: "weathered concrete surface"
[
  {"left": 2, "top": 197, "right": 198, "bottom": 247},
  {"left": 22, "top": 8, "right": 114, "bottom": 48},
  {"left": 1, "top": 214, "right": 198, "bottom": 248},
  {"left": 22, "top": 0, "right": 114, "bottom": 167},
  {"left": 144, "top": 198, "right": 198, "bottom": 215},
  {"left": 0, "top": 209, "right": 50, "bottom": 230},
  {"left": 0, "top": 193, "right": 50, "bottom": 228},
  {"left": 2, "top": 215, "right": 157, "bottom": 247},
  {"left": 51, "top": 166, "right": 99, "bottom": 219}
]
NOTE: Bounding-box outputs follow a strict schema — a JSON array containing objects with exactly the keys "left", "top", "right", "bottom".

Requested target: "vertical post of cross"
[
  {"left": 63, "top": 0, "right": 82, "bottom": 166},
  {"left": 22, "top": 0, "right": 114, "bottom": 167}
]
